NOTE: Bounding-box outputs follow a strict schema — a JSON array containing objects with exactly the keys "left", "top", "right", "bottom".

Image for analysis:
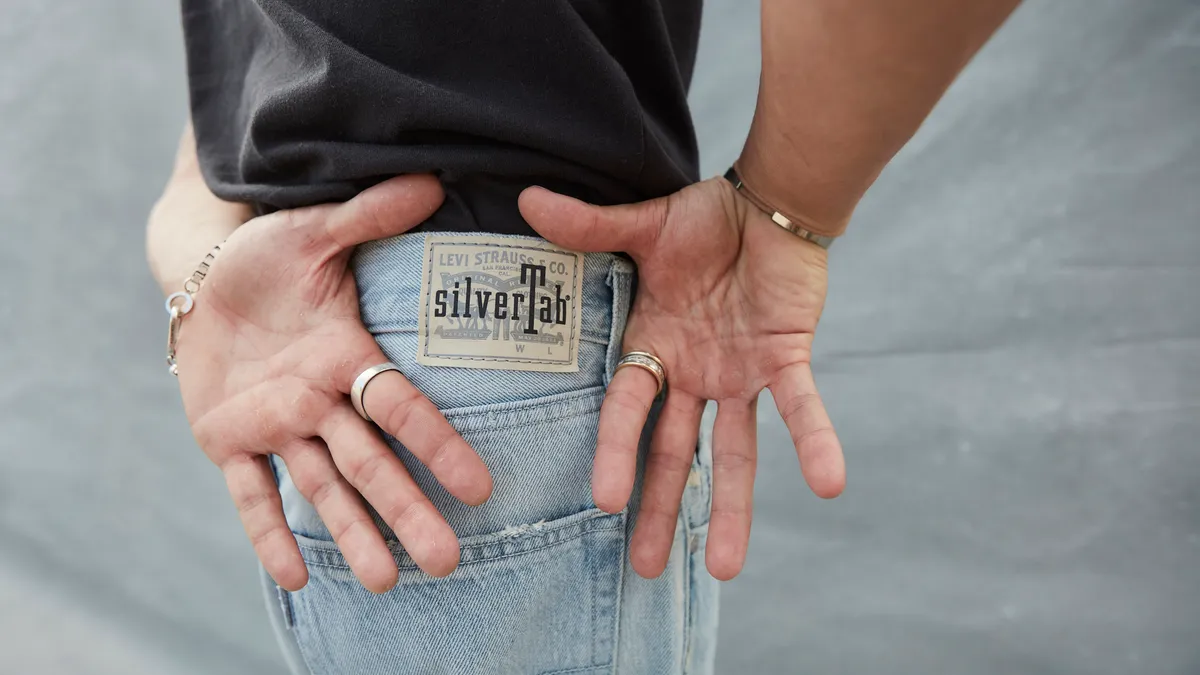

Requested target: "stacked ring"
[{"left": 614, "top": 351, "right": 667, "bottom": 396}]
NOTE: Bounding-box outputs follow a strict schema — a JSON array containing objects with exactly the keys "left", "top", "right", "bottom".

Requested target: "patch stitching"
[
  {"left": 422, "top": 242, "right": 579, "bottom": 364},
  {"left": 417, "top": 236, "right": 584, "bottom": 371}
]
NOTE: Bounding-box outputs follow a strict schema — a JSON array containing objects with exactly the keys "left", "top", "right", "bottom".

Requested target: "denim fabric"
[{"left": 262, "top": 232, "right": 717, "bottom": 674}]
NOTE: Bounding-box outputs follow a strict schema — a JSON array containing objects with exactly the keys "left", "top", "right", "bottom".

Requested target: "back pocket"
[{"left": 287, "top": 507, "right": 625, "bottom": 675}]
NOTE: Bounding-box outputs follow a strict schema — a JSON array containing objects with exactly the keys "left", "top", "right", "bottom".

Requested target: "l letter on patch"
[{"left": 416, "top": 235, "right": 585, "bottom": 372}]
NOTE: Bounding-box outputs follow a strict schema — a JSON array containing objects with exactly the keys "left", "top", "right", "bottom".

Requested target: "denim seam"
[
  {"left": 440, "top": 387, "right": 603, "bottom": 418},
  {"left": 609, "top": 514, "right": 628, "bottom": 672},
  {"left": 275, "top": 585, "right": 295, "bottom": 630},
  {"left": 288, "top": 594, "right": 324, "bottom": 675},
  {"left": 298, "top": 524, "right": 623, "bottom": 571},
  {"left": 436, "top": 389, "right": 606, "bottom": 433},
  {"left": 540, "top": 665, "right": 613, "bottom": 675},
  {"left": 681, "top": 511, "right": 693, "bottom": 674},
  {"left": 604, "top": 261, "right": 634, "bottom": 384},
  {"left": 447, "top": 408, "right": 598, "bottom": 435},
  {"left": 366, "top": 324, "right": 611, "bottom": 347}
]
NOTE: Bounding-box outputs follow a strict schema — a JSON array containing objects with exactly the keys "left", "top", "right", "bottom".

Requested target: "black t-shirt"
[{"left": 181, "top": 0, "right": 703, "bottom": 234}]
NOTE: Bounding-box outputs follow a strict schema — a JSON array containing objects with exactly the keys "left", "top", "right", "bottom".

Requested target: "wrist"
[
  {"left": 146, "top": 185, "right": 249, "bottom": 297},
  {"left": 146, "top": 206, "right": 238, "bottom": 296},
  {"left": 736, "top": 131, "right": 860, "bottom": 239}
]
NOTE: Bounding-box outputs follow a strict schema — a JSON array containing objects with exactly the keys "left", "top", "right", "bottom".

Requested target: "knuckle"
[
  {"left": 307, "top": 477, "right": 341, "bottom": 509},
  {"left": 385, "top": 498, "right": 425, "bottom": 534},
  {"left": 792, "top": 425, "right": 836, "bottom": 450},
  {"left": 584, "top": 205, "right": 604, "bottom": 237},
  {"left": 607, "top": 389, "right": 651, "bottom": 418},
  {"left": 328, "top": 515, "right": 374, "bottom": 544},
  {"left": 709, "top": 501, "right": 750, "bottom": 518},
  {"left": 280, "top": 386, "right": 329, "bottom": 434},
  {"left": 641, "top": 196, "right": 670, "bottom": 249},
  {"left": 711, "top": 449, "right": 755, "bottom": 472},
  {"left": 639, "top": 486, "right": 684, "bottom": 517},
  {"left": 233, "top": 488, "right": 277, "bottom": 516},
  {"left": 345, "top": 451, "right": 391, "bottom": 493},
  {"left": 425, "top": 431, "right": 459, "bottom": 467},
  {"left": 191, "top": 418, "right": 224, "bottom": 458},
  {"left": 247, "top": 524, "right": 283, "bottom": 549},
  {"left": 645, "top": 448, "right": 693, "bottom": 478},
  {"left": 194, "top": 409, "right": 250, "bottom": 461},
  {"left": 382, "top": 389, "right": 424, "bottom": 435},
  {"left": 596, "top": 438, "right": 638, "bottom": 459},
  {"left": 779, "top": 391, "right": 821, "bottom": 424}
]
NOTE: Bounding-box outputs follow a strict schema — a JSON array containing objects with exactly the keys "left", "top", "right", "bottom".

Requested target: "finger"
[
  {"left": 332, "top": 346, "right": 492, "bottom": 506},
  {"left": 192, "top": 377, "right": 325, "bottom": 466},
  {"left": 517, "top": 186, "right": 666, "bottom": 257},
  {"left": 363, "top": 371, "right": 492, "bottom": 506},
  {"left": 593, "top": 362, "right": 660, "bottom": 513},
  {"left": 322, "top": 174, "right": 445, "bottom": 250},
  {"left": 319, "top": 405, "right": 461, "bottom": 578},
  {"left": 706, "top": 398, "right": 758, "bottom": 581},
  {"left": 278, "top": 438, "right": 399, "bottom": 594},
  {"left": 769, "top": 363, "right": 845, "bottom": 499},
  {"left": 222, "top": 455, "right": 308, "bottom": 591},
  {"left": 629, "top": 392, "right": 705, "bottom": 579}
]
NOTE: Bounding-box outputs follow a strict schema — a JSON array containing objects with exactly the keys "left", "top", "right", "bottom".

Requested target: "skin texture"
[
  {"left": 741, "top": 0, "right": 1023, "bottom": 235},
  {"left": 514, "top": 0, "right": 1022, "bottom": 580},
  {"left": 146, "top": 125, "right": 250, "bottom": 296},
  {"left": 519, "top": 178, "right": 844, "bottom": 580},
  {"left": 152, "top": 1, "right": 1024, "bottom": 590},
  {"left": 158, "top": 174, "right": 493, "bottom": 592}
]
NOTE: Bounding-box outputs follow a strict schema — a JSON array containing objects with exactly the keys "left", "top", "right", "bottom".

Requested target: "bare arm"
[
  {"left": 145, "top": 124, "right": 493, "bottom": 591},
  {"left": 146, "top": 124, "right": 252, "bottom": 296},
  {"left": 519, "top": 0, "right": 1023, "bottom": 580},
  {"left": 738, "top": 0, "right": 1022, "bottom": 236}
]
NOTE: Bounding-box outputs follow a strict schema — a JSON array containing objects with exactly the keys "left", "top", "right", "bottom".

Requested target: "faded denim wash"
[{"left": 260, "top": 232, "right": 718, "bottom": 674}]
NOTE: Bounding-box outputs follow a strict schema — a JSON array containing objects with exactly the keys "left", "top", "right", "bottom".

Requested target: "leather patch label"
[{"left": 416, "top": 235, "right": 584, "bottom": 372}]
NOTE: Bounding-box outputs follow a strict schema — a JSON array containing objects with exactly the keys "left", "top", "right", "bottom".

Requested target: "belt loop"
[{"left": 604, "top": 256, "right": 635, "bottom": 386}]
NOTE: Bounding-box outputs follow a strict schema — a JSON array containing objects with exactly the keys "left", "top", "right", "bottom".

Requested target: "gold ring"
[{"left": 614, "top": 351, "right": 666, "bottom": 396}]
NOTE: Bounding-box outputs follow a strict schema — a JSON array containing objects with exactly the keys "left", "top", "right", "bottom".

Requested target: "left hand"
[{"left": 519, "top": 176, "right": 846, "bottom": 580}]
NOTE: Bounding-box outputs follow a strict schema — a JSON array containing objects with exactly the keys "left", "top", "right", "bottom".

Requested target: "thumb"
[
  {"left": 324, "top": 174, "right": 445, "bottom": 249},
  {"left": 518, "top": 186, "right": 666, "bottom": 257}
]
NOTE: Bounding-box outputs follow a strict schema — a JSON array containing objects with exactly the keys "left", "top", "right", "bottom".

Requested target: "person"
[{"left": 146, "top": 0, "right": 1021, "bottom": 672}]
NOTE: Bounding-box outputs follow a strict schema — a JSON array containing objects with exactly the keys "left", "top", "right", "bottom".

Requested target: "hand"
[
  {"left": 176, "top": 176, "right": 493, "bottom": 592},
  {"left": 519, "top": 176, "right": 846, "bottom": 580}
]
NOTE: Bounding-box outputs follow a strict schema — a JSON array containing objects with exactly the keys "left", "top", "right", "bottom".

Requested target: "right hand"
[{"left": 174, "top": 175, "right": 493, "bottom": 593}]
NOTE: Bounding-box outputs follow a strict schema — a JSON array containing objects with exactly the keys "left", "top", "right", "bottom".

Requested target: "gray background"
[{"left": 1, "top": 0, "right": 1197, "bottom": 673}]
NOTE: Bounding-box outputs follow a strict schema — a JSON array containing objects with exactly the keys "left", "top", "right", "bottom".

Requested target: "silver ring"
[
  {"left": 351, "top": 362, "right": 402, "bottom": 423},
  {"left": 614, "top": 351, "right": 666, "bottom": 396}
]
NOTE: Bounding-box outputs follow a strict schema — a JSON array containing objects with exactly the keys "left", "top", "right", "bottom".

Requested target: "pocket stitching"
[
  {"left": 298, "top": 524, "right": 622, "bottom": 574},
  {"left": 539, "top": 666, "right": 614, "bottom": 675},
  {"left": 437, "top": 386, "right": 604, "bottom": 427},
  {"left": 450, "top": 407, "right": 599, "bottom": 435},
  {"left": 295, "top": 510, "right": 625, "bottom": 571}
]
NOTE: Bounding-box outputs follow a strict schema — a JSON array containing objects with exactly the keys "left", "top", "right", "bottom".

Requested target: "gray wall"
[{"left": 1, "top": 0, "right": 1197, "bottom": 673}]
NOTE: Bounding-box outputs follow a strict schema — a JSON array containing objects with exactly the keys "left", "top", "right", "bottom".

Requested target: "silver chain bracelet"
[{"left": 164, "top": 243, "right": 222, "bottom": 376}]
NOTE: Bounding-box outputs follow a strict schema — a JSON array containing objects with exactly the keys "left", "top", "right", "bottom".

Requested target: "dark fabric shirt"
[{"left": 181, "top": 0, "right": 703, "bottom": 234}]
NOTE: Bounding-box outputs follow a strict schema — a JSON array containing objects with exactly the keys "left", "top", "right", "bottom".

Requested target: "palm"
[
  {"left": 520, "top": 177, "right": 844, "bottom": 582},
  {"left": 172, "top": 176, "right": 495, "bottom": 593},
  {"left": 624, "top": 181, "right": 828, "bottom": 401},
  {"left": 177, "top": 215, "right": 367, "bottom": 425}
]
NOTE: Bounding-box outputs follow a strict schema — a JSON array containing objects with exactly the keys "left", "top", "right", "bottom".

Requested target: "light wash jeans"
[{"left": 259, "top": 232, "right": 718, "bottom": 674}]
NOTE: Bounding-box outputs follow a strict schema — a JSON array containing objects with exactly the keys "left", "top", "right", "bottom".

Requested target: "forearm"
[
  {"left": 739, "top": 0, "right": 1021, "bottom": 235},
  {"left": 146, "top": 124, "right": 253, "bottom": 296}
]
